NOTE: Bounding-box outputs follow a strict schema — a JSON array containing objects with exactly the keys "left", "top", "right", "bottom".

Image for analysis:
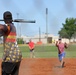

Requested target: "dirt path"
[{"left": 0, "top": 58, "right": 76, "bottom": 75}]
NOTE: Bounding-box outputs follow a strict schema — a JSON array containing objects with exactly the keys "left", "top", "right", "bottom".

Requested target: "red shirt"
[
  {"left": 28, "top": 41, "right": 34, "bottom": 49},
  {"left": 56, "top": 43, "right": 65, "bottom": 54}
]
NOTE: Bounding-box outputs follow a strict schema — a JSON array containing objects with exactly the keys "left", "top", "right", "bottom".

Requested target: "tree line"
[{"left": 58, "top": 18, "right": 76, "bottom": 40}]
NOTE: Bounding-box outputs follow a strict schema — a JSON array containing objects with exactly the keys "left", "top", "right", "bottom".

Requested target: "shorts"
[
  {"left": 58, "top": 52, "right": 65, "bottom": 61},
  {"left": 30, "top": 49, "right": 34, "bottom": 52},
  {"left": 1, "top": 62, "right": 21, "bottom": 75}
]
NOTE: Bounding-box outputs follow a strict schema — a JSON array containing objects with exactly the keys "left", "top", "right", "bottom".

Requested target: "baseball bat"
[{"left": 0, "top": 19, "right": 36, "bottom": 23}]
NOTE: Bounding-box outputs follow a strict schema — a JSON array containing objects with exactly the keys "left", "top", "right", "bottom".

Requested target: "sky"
[{"left": 0, "top": 0, "right": 76, "bottom": 37}]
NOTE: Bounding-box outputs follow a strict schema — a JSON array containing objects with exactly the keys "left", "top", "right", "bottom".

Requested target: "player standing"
[
  {"left": 0, "top": 11, "right": 22, "bottom": 75},
  {"left": 28, "top": 39, "right": 35, "bottom": 58}
]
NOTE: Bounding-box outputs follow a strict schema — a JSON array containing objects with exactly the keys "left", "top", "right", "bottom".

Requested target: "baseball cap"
[
  {"left": 58, "top": 38, "right": 62, "bottom": 40},
  {"left": 3, "top": 11, "right": 12, "bottom": 21}
]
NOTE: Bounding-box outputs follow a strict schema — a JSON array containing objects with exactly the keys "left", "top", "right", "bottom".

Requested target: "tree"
[
  {"left": 17, "top": 38, "right": 24, "bottom": 44},
  {"left": 58, "top": 28, "right": 69, "bottom": 38},
  {"left": 58, "top": 18, "right": 76, "bottom": 39}
]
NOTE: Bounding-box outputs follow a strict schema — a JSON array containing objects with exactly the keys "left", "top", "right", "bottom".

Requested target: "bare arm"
[
  {"left": 64, "top": 42, "right": 68, "bottom": 48},
  {"left": 0, "top": 24, "right": 8, "bottom": 36},
  {"left": 29, "top": 46, "right": 31, "bottom": 49},
  {"left": 0, "top": 24, "right": 5, "bottom": 30},
  {"left": 56, "top": 41, "right": 59, "bottom": 47},
  {"left": 32, "top": 44, "right": 35, "bottom": 49}
]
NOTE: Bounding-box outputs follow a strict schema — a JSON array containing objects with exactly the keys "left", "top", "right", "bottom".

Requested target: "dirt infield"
[{"left": 0, "top": 58, "right": 76, "bottom": 75}]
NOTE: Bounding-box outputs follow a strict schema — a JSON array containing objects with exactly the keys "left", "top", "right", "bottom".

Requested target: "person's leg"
[
  {"left": 30, "top": 49, "right": 33, "bottom": 58},
  {"left": 11, "top": 62, "right": 21, "bottom": 75},
  {"left": 1, "top": 62, "right": 9, "bottom": 75},
  {"left": 30, "top": 51, "right": 33, "bottom": 58},
  {"left": 60, "top": 57, "right": 64, "bottom": 67},
  {"left": 2, "top": 67, "right": 8, "bottom": 75},
  {"left": 2, "top": 71, "right": 9, "bottom": 75},
  {"left": 59, "top": 53, "right": 63, "bottom": 67},
  {"left": 32, "top": 50, "right": 35, "bottom": 58},
  {"left": 60, "top": 52, "right": 65, "bottom": 68}
]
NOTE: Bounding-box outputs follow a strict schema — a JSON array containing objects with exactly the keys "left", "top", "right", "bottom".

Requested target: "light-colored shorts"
[{"left": 58, "top": 52, "right": 65, "bottom": 61}]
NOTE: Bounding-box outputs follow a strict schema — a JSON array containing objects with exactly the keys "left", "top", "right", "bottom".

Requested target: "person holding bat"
[
  {"left": 56, "top": 38, "right": 68, "bottom": 68},
  {"left": 28, "top": 39, "right": 35, "bottom": 58},
  {"left": 0, "top": 11, "right": 22, "bottom": 75}
]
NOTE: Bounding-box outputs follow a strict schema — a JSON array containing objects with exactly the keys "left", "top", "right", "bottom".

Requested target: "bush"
[{"left": 17, "top": 38, "right": 24, "bottom": 44}]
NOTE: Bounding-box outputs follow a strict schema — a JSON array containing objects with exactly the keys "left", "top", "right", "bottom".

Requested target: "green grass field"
[{"left": 0, "top": 44, "right": 76, "bottom": 58}]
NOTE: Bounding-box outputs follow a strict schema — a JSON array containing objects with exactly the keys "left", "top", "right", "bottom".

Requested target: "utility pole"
[
  {"left": 17, "top": 13, "right": 19, "bottom": 37},
  {"left": 17, "top": 13, "right": 21, "bottom": 37},
  {"left": 20, "top": 24, "right": 21, "bottom": 37},
  {"left": 46, "top": 8, "right": 48, "bottom": 39},
  {"left": 46, "top": 8, "right": 48, "bottom": 43},
  {"left": 39, "top": 27, "right": 41, "bottom": 41}
]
